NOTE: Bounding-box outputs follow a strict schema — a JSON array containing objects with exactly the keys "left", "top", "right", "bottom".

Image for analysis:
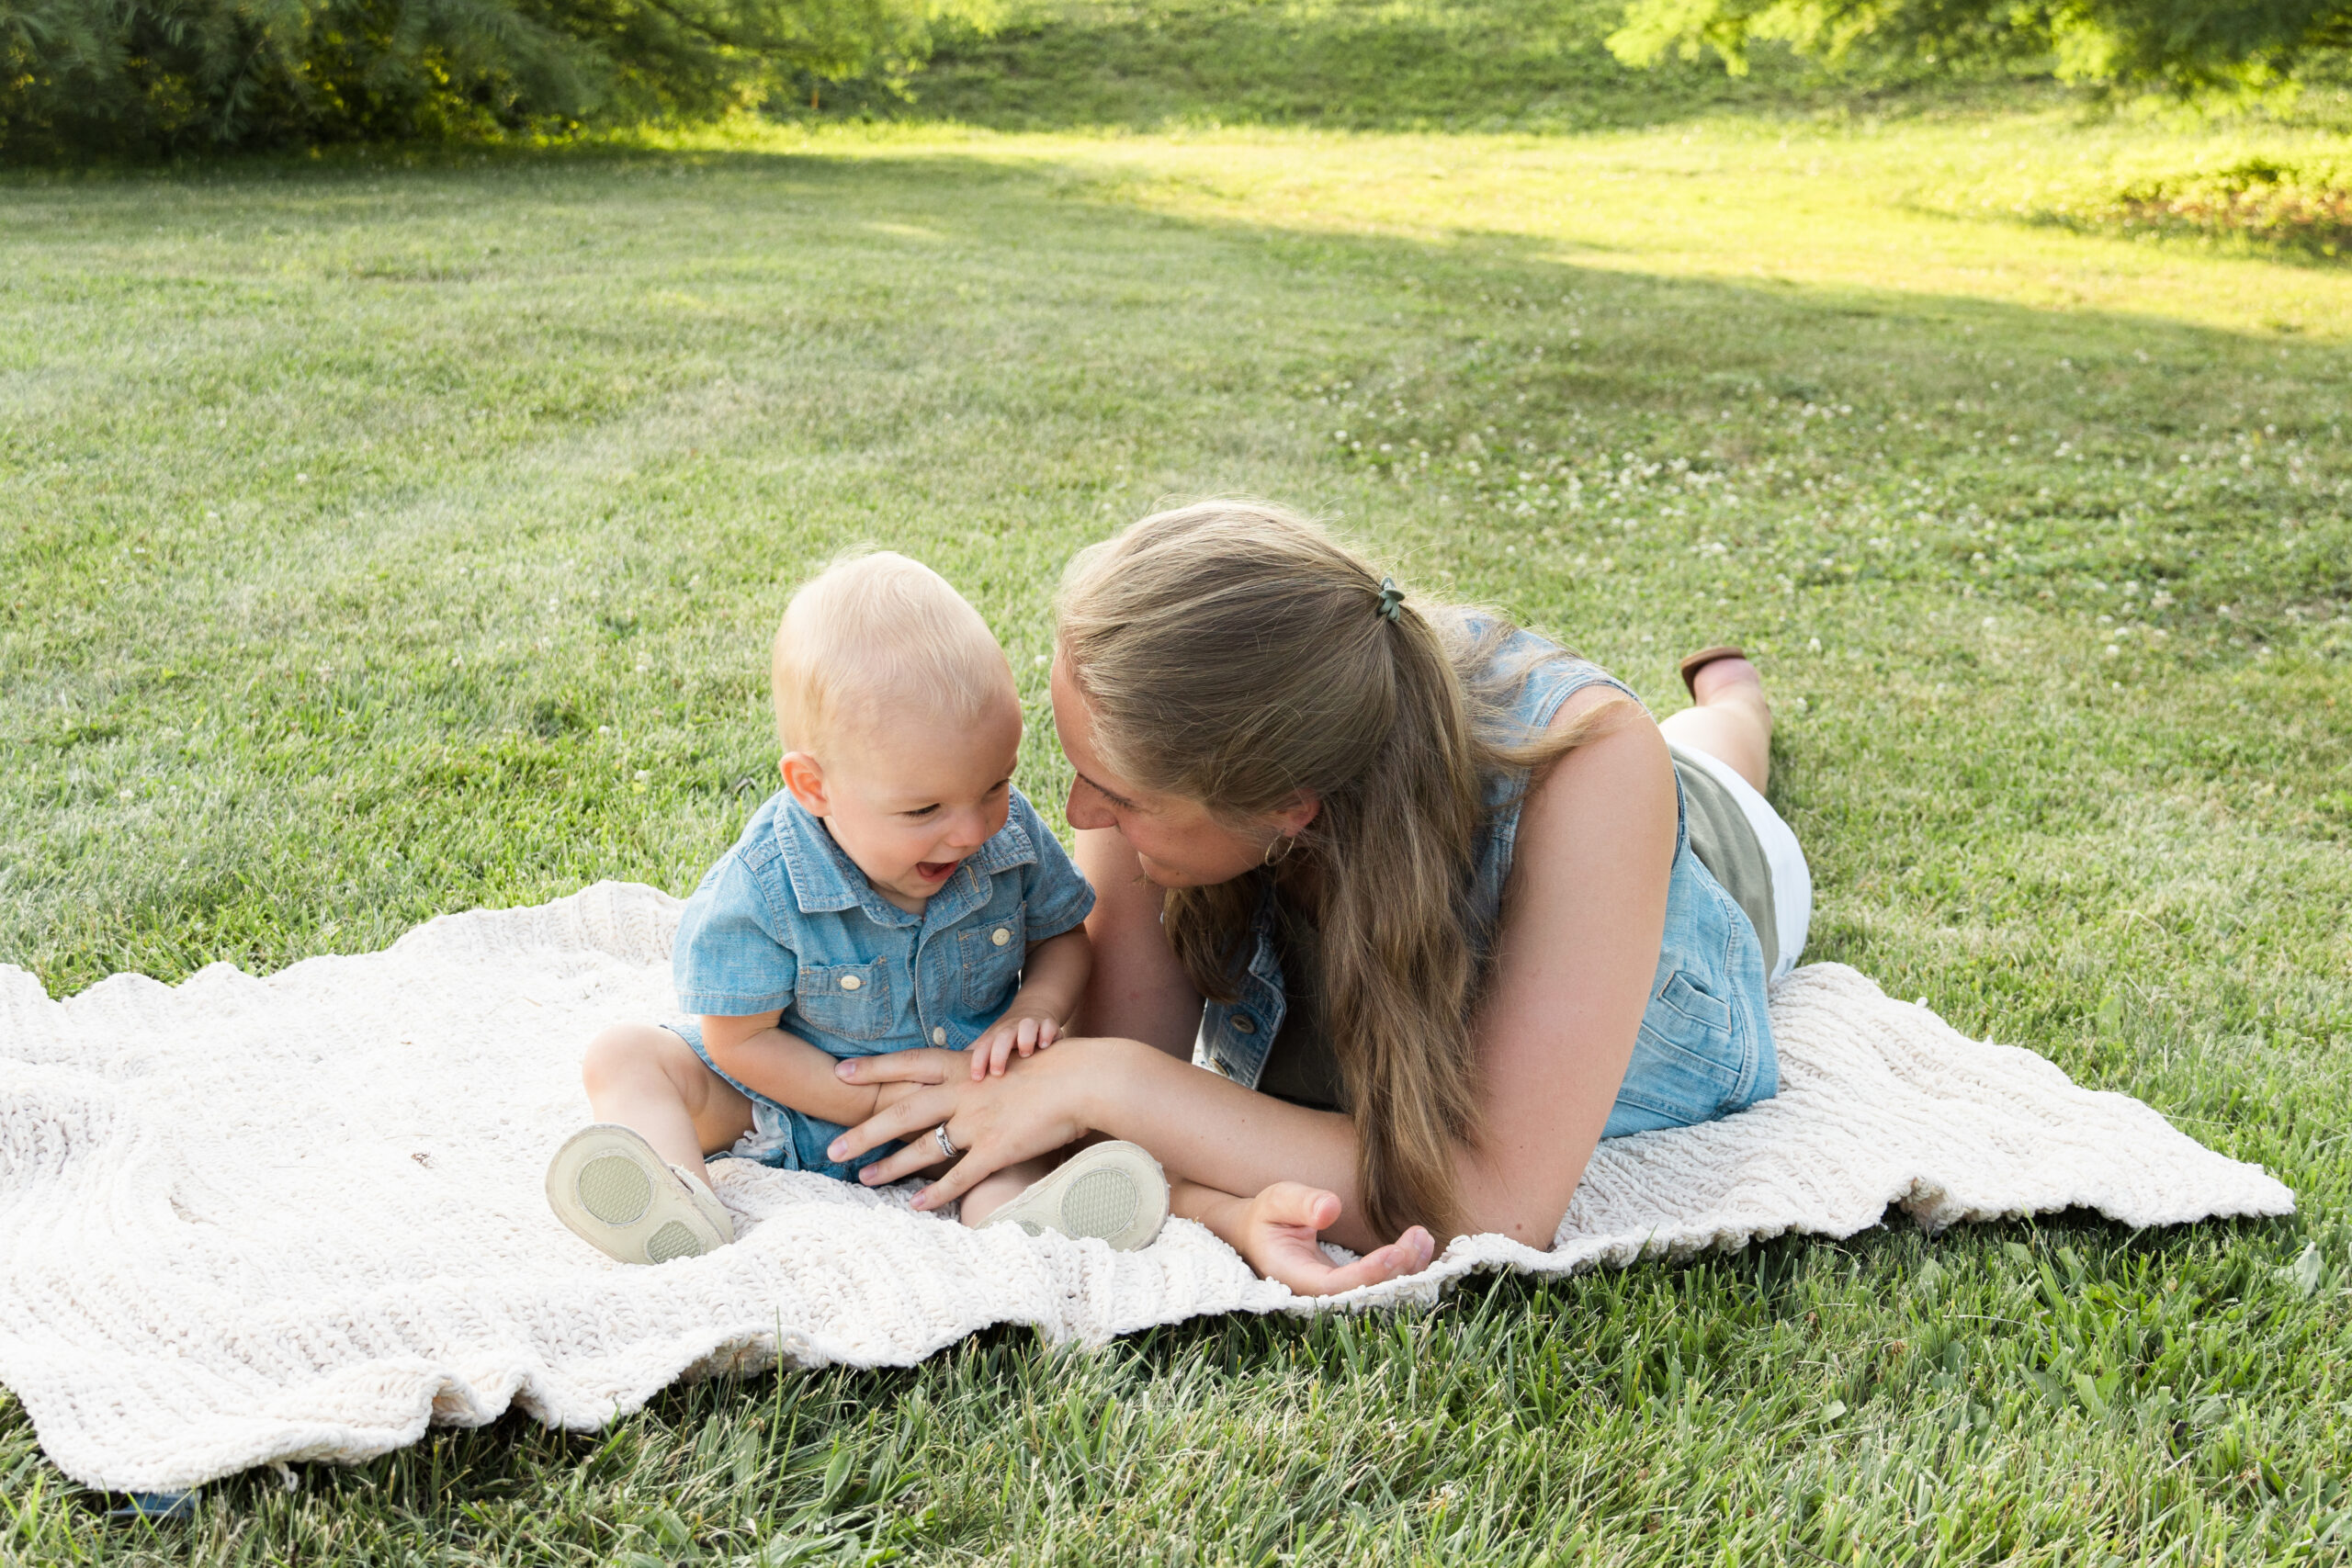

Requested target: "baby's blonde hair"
[{"left": 772, "top": 550, "right": 1014, "bottom": 755}]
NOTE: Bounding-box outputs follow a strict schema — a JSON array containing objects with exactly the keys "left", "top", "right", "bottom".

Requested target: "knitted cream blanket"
[{"left": 0, "top": 883, "right": 2291, "bottom": 1494}]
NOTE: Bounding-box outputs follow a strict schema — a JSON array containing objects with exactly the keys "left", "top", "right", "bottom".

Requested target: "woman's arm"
[
  {"left": 835, "top": 684, "right": 1677, "bottom": 1256},
  {"left": 1449, "top": 691, "right": 1676, "bottom": 1245},
  {"left": 833, "top": 1030, "right": 1362, "bottom": 1210},
  {"left": 1068, "top": 826, "right": 1204, "bottom": 1058}
]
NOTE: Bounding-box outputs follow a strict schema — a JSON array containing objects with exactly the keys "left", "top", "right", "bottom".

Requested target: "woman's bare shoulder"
[
  {"left": 1518, "top": 679, "right": 1677, "bottom": 885},
  {"left": 1549, "top": 672, "right": 1645, "bottom": 730}
]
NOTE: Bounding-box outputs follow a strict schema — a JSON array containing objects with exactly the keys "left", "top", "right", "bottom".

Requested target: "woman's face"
[{"left": 1049, "top": 654, "right": 1287, "bottom": 888}]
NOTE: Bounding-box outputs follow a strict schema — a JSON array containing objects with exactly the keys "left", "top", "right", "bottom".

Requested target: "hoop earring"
[{"left": 1261, "top": 832, "right": 1298, "bottom": 868}]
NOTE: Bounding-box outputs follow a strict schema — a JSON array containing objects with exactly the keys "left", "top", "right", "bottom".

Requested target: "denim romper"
[
  {"left": 1198, "top": 630, "right": 1779, "bottom": 1139},
  {"left": 666, "top": 785, "right": 1097, "bottom": 1179}
]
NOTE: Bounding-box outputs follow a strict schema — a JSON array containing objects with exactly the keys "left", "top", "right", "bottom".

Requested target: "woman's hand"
[
  {"left": 1199, "top": 1182, "right": 1435, "bottom": 1297},
  {"left": 852, "top": 1048, "right": 960, "bottom": 1113},
  {"left": 829, "top": 1039, "right": 1102, "bottom": 1211}
]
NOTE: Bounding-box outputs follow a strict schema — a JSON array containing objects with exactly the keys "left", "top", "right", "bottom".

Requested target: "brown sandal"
[{"left": 1677, "top": 645, "right": 1749, "bottom": 699}]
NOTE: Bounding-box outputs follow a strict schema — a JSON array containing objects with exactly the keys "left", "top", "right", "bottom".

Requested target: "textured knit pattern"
[{"left": 0, "top": 882, "right": 2292, "bottom": 1494}]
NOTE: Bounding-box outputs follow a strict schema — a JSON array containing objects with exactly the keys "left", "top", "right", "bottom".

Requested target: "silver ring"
[{"left": 933, "top": 1123, "right": 960, "bottom": 1161}]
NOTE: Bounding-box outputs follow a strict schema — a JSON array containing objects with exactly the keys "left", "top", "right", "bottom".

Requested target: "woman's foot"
[
  {"left": 1677, "top": 644, "right": 1747, "bottom": 698},
  {"left": 1661, "top": 646, "right": 1773, "bottom": 794},
  {"left": 972, "top": 1140, "right": 1170, "bottom": 1251},
  {"left": 547, "top": 1123, "right": 735, "bottom": 1265}
]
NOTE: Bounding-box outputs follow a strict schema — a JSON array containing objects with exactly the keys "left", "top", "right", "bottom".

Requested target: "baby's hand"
[{"left": 970, "top": 1012, "right": 1062, "bottom": 1079}]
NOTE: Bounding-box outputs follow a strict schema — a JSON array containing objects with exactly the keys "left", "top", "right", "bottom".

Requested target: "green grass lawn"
[{"left": 5, "top": 5, "right": 2352, "bottom": 1556}]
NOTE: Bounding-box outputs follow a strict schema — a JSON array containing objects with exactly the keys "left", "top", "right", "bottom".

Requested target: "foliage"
[
  {"left": 811, "top": 0, "right": 1871, "bottom": 133},
  {"left": 1608, "top": 0, "right": 2352, "bottom": 99},
  {"left": 1915, "top": 138, "right": 2352, "bottom": 256},
  {"left": 2098, "top": 155, "right": 2352, "bottom": 252},
  {"left": 0, "top": 0, "right": 993, "bottom": 154}
]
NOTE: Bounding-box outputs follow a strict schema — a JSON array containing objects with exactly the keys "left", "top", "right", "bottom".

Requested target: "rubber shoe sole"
[
  {"left": 975, "top": 1140, "right": 1169, "bottom": 1251},
  {"left": 546, "top": 1124, "right": 733, "bottom": 1266}
]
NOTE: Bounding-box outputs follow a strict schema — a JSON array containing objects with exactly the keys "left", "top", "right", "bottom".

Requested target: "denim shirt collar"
[{"left": 771, "top": 792, "right": 1043, "bottom": 931}]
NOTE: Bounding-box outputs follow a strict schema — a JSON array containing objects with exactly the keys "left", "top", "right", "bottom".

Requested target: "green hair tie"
[{"left": 1375, "top": 577, "right": 1405, "bottom": 622}]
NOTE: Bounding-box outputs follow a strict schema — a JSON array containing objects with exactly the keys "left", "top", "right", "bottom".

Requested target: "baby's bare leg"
[
  {"left": 581, "top": 1023, "right": 754, "bottom": 1183},
  {"left": 957, "top": 1156, "right": 1055, "bottom": 1227}
]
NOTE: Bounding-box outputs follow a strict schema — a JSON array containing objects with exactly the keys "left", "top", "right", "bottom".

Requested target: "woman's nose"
[{"left": 1064, "top": 780, "right": 1114, "bottom": 831}]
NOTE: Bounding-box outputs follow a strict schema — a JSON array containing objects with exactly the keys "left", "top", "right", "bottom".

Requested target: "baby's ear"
[{"left": 779, "top": 751, "right": 831, "bottom": 816}]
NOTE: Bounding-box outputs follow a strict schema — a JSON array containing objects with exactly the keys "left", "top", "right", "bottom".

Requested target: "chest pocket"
[
  {"left": 956, "top": 904, "right": 1027, "bottom": 1012},
  {"left": 793, "top": 959, "right": 894, "bottom": 1042}
]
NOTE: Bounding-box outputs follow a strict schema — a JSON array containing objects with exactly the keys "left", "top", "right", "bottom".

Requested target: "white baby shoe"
[
  {"left": 546, "top": 1123, "right": 735, "bottom": 1265},
  {"left": 975, "top": 1140, "right": 1169, "bottom": 1251}
]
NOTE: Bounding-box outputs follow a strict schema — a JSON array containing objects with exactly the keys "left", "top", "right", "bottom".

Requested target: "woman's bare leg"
[{"left": 1657, "top": 655, "right": 1772, "bottom": 794}]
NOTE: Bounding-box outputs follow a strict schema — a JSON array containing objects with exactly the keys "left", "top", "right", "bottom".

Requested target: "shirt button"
[
  {"left": 1230, "top": 1017, "right": 1256, "bottom": 1035},
  {"left": 932, "top": 1027, "right": 947, "bottom": 1045},
  {"left": 991, "top": 928, "right": 1012, "bottom": 947},
  {"left": 839, "top": 975, "right": 862, "bottom": 991}
]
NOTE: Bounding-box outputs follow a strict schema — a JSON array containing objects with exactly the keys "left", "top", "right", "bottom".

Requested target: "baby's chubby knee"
[{"left": 580, "top": 1022, "right": 684, "bottom": 1094}]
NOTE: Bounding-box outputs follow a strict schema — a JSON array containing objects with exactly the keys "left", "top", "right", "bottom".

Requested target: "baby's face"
[{"left": 787, "top": 694, "right": 1024, "bottom": 912}]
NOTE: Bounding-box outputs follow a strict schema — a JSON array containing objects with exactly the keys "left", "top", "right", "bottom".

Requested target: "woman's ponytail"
[{"left": 1057, "top": 502, "right": 1617, "bottom": 1240}]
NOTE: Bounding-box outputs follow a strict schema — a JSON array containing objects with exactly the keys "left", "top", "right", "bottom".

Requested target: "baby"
[{"left": 546, "top": 551, "right": 1169, "bottom": 1264}]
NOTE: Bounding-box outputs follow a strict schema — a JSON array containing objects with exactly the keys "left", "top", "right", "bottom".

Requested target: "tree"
[
  {"left": 1607, "top": 0, "right": 2352, "bottom": 97},
  {"left": 0, "top": 0, "right": 994, "bottom": 152}
]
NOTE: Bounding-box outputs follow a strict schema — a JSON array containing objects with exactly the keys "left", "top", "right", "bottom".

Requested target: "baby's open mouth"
[{"left": 914, "top": 860, "right": 957, "bottom": 881}]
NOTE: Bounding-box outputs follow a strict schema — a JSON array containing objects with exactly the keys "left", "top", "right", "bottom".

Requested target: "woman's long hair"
[{"left": 1056, "top": 502, "right": 1626, "bottom": 1240}]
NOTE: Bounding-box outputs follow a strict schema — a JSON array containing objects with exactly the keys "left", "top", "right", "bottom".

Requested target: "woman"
[{"left": 824, "top": 501, "right": 1810, "bottom": 1296}]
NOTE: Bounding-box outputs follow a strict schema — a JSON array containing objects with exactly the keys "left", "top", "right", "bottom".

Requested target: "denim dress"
[{"left": 1196, "top": 630, "right": 1779, "bottom": 1139}]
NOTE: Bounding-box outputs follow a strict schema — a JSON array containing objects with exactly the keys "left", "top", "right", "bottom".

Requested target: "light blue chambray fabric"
[
  {"left": 666, "top": 784, "right": 1095, "bottom": 1178},
  {"left": 1198, "top": 626, "right": 1779, "bottom": 1140}
]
